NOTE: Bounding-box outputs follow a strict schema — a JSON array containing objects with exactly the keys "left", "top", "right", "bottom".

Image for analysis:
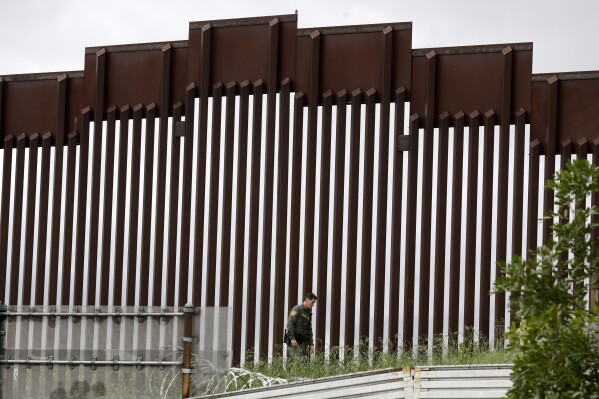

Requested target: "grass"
[{"left": 243, "top": 331, "right": 515, "bottom": 381}]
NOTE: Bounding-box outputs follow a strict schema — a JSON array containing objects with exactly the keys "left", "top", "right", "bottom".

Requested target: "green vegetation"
[
  {"left": 494, "top": 159, "right": 599, "bottom": 399},
  {"left": 244, "top": 332, "right": 514, "bottom": 381}
]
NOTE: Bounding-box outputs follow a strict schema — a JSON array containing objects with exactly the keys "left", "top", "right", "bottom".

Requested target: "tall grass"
[{"left": 244, "top": 330, "right": 515, "bottom": 381}]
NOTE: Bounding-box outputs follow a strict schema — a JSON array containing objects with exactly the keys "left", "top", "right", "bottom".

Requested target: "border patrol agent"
[{"left": 286, "top": 293, "right": 317, "bottom": 358}]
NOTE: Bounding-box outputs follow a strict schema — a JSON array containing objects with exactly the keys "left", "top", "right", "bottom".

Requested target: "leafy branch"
[{"left": 494, "top": 159, "right": 599, "bottom": 399}]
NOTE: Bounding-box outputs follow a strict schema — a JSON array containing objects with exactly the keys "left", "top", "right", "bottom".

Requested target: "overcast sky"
[{"left": 1, "top": 0, "right": 599, "bottom": 76}]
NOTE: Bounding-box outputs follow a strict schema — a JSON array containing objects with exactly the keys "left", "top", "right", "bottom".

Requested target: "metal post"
[
  {"left": 0, "top": 302, "right": 6, "bottom": 399},
  {"left": 181, "top": 304, "right": 195, "bottom": 398}
]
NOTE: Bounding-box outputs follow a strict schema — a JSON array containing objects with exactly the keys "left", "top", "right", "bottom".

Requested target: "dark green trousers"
[{"left": 287, "top": 341, "right": 311, "bottom": 360}]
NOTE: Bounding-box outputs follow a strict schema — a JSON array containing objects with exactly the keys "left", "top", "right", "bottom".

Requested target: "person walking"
[{"left": 286, "top": 293, "right": 317, "bottom": 359}]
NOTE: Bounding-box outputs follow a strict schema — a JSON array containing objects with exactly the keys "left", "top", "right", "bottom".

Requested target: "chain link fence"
[{"left": 0, "top": 305, "right": 230, "bottom": 398}]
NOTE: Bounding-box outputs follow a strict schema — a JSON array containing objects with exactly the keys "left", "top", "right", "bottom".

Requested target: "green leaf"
[{"left": 493, "top": 159, "right": 599, "bottom": 398}]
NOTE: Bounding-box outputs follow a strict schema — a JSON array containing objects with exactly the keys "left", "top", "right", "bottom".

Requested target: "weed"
[{"left": 243, "top": 329, "right": 515, "bottom": 381}]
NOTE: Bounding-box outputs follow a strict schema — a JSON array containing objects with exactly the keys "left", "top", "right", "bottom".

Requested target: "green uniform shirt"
[{"left": 286, "top": 304, "right": 313, "bottom": 344}]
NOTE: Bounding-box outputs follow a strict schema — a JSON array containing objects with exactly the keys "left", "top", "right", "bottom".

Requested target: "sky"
[{"left": 1, "top": 0, "right": 599, "bottom": 76}]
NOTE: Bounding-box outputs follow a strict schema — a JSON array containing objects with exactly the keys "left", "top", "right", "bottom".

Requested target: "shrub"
[{"left": 494, "top": 159, "right": 599, "bottom": 398}]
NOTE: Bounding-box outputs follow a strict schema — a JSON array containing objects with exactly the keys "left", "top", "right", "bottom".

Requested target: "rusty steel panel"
[
  {"left": 344, "top": 89, "right": 362, "bottom": 347},
  {"left": 272, "top": 79, "right": 291, "bottom": 353},
  {"left": 57, "top": 131, "right": 78, "bottom": 306},
  {"left": 532, "top": 72, "right": 599, "bottom": 153},
  {"left": 2, "top": 77, "right": 54, "bottom": 139},
  {"left": 36, "top": 133, "right": 52, "bottom": 304},
  {"left": 140, "top": 105, "right": 157, "bottom": 307},
  {"left": 47, "top": 75, "right": 68, "bottom": 305},
  {"left": 417, "top": 49, "right": 436, "bottom": 339},
  {"left": 411, "top": 43, "right": 532, "bottom": 125},
  {"left": 112, "top": 106, "right": 129, "bottom": 306},
  {"left": 527, "top": 140, "right": 542, "bottom": 252},
  {"left": 190, "top": 25, "right": 209, "bottom": 306},
  {"left": 432, "top": 113, "right": 450, "bottom": 336},
  {"left": 100, "top": 107, "right": 117, "bottom": 305},
  {"left": 126, "top": 105, "right": 143, "bottom": 306},
  {"left": 83, "top": 42, "right": 188, "bottom": 118},
  {"left": 87, "top": 48, "right": 106, "bottom": 306},
  {"left": 178, "top": 84, "right": 196, "bottom": 306},
  {"left": 448, "top": 112, "right": 465, "bottom": 334},
  {"left": 329, "top": 90, "right": 348, "bottom": 350},
  {"left": 260, "top": 18, "right": 281, "bottom": 355},
  {"left": 64, "top": 75, "right": 85, "bottom": 135},
  {"left": 246, "top": 81, "right": 264, "bottom": 351},
  {"left": 463, "top": 111, "right": 481, "bottom": 330},
  {"left": 359, "top": 89, "right": 377, "bottom": 341},
  {"left": 511, "top": 110, "right": 527, "bottom": 259},
  {"left": 73, "top": 109, "right": 91, "bottom": 305},
  {"left": 388, "top": 89, "right": 406, "bottom": 350},
  {"left": 22, "top": 133, "right": 40, "bottom": 306},
  {"left": 302, "top": 30, "right": 320, "bottom": 299},
  {"left": 232, "top": 81, "right": 250, "bottom": 365},
  {"left": 152, "top": 44, "right": 173, "bottom": 307},
  {"left": 221, "top": 83, "right": 238, "bottom": 309},
  {"left": 315, "top": 91, "right": 333, "bottom": 350},
  {"left": 0, "top": 136, "right": 12, "bottom": 299},
  {"left": 166, "top": 105, "right": 183, "bottom": 307},
  {"left": 534, "top": 76, "right": 559, "bottom": 243},
  {"left": 403, "top": 113, "right": 420, "bottom": 347},
  {"left": 479, "top": 110, "right": 496, "bottom": 338},
  {"left": 167, "top": 45, "right": 189, "bottom": 111},
  {"left": 206, "top": 83, "right": 224, "bottom": 308},
  {"left": 287, "top": 92, "right": 304, "bottom": 325},
  {"left": 188, "top": 15, "right": 296, "bottom": 94},
  {"left": 0, "top": 72, "right": 83, "bottom": 144},
  {"left": 9, "top": 134, "right": 26, "bottom": 304},
  {"left": 373, "top": 28, "right": 394, "bottom": 347},
  {"left": 295, "top": 23, "right": 412, "bottom": 104}
]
